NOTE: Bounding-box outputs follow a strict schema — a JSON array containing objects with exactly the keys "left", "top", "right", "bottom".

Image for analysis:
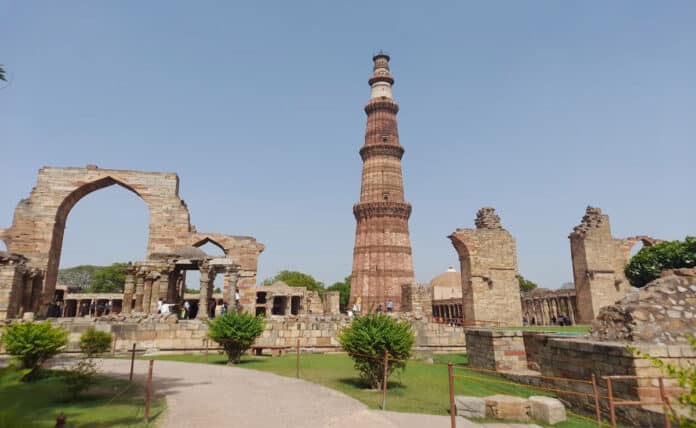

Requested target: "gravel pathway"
[{"left": 94, "top": 359, "right": 539, "bottom": 428}]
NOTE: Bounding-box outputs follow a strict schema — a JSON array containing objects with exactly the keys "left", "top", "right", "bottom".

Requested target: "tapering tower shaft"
[{"left": 350, "top": 54, "right": 415, "bottom": 313}]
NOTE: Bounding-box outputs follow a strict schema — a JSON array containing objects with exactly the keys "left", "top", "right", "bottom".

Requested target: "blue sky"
[{"left": 1, "top": 1, "right": 694, "bottom": 289}]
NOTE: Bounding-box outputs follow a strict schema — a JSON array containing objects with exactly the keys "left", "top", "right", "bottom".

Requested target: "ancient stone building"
[
  {"left": 252, "top": 281, "right": 323, "bottom": 317},
  {"left": 350, "top": 54, "right": 415, "bottom": 313},
  {"left": 448, "top": 208, "right": 523, "bottom": 326},
  {"left": 521, "top": 288, "right": 578, "bottom": 325},
  {"left": 430, "top": 267, "right": 463, "bottom": 321},
  {"left": 569, "top": 206, "right": 658, "bottom": 324},
  {"left": 0, "top": 165, "right": 264, "bottom": 319}
]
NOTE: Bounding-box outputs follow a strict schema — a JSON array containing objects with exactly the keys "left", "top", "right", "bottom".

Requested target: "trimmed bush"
[
  {"left": 625, "top": 237, "right": 696, "bottom": 287},
  {"left": 0, "top": 321, "right": 67, "bottom": 380},
  {"left": 339, "top": 314, "right": 414, "bottom": 389},
  {"left": 79, "top": 328, "right": 112, "bottom": 357},
  {"left": 207, "top": 312, "right": 265, "bottom": 364}
]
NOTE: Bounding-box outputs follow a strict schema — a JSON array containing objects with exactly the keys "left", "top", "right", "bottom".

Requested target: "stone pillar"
[
  {"left": 134, "top": 271, "right": 145, "bottom": 312},
  {"left": 225, "top": 267, "right": 240, "bottom": 311},
  {"left": 197, "top": 261, "right": 213, "bottom": 320},
  {"left": 122, "top": 268, "right": 135, "bottom": 313},
  {"left": 567, "top": 297, "right": 576, "bottom": 325},
  {"left": 448, "top": 208, "right": 523, "bottom": 326}
]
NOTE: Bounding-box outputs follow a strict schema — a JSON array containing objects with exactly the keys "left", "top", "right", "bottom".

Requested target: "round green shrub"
[
  {"left": 0, "top": 321, "right": 67, "bottom": 378},
  {"left": 338, "top": 314, "right": 414, "bottom": 389},
  {"left": 79, "top": 328, "right": 112, "bottom": 357},
  {"left": 207, "top": 312, "right": 265, "bottom": 364},
  {"left": 625, "top": 237, "right": 696, "bottom": 288}
]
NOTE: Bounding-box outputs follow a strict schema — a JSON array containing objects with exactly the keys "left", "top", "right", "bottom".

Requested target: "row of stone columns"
[
  {"left": 433, "top": 303, "right": 463, "bottom": 320},
  {"left": 523, "top": 296, "right": 576, "bottom": 325}
]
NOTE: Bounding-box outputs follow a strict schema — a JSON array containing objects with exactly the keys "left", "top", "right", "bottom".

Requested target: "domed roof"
[
  {"left": 430, "top": 267, "right": 461, "bottom": 289},
  {"left": 175, "top": 246, "right": 208, "bottom": 260}
]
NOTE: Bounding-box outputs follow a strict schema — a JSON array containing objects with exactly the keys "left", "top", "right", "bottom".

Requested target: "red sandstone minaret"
[{"left": 350, "top": 53, "right": 415, "bottom": 313}]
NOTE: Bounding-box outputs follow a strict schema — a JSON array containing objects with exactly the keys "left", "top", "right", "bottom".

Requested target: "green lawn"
[
  {"left": 0, "top": 367, "right": 165, "bottom": 427},
  {"left": 496, "top": 325, "right": 591, "bottom": 334},
  {"left": 141, "top": 352, "right": 599, "bottom": 427}
]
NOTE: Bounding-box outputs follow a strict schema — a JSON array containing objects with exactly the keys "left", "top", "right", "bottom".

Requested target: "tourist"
[
  {"left": 183, "top": 300, "right": 191, "bottom": 319},
  {"left": 157, "top": 298, "right": 163, "bottom": 314},
  {"left": 180, "top": 305, "right": 187, "bottom": 319},
  {"left": 386, "top": 300, "right": 394, "bottom": 312},
  {"left": 221, "top": 301, "right": 228, "bottom": 316},
  {"left": 376, "top": 304, "right": 383, "bottom": 314},
  {"left": 235, "top": 290, "right": 241, "bottom": 311},
  {"left": 346, "top": 308, "right": 353, "bottom": 320}
]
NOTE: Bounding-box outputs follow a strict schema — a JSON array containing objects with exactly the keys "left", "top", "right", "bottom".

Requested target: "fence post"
[
  {"left": 205, "top": 339, "right": 209, "bottom": 363},
  {"left": 296, "top": 339, "right": 300, "bottom": 379},
  {"left": 448, "top": 362, "right": 456, "bottom": 428},
  {"left": 606, "top": 377, "right": 616, "bottom": 428},
  {"left": 381, "top": 350, "right": 388, "bottom": 411},
  {"left": 145, "top": 359, "right": 154, "bottom": 422},
  {"left": 591, "top": 374, "right": 601, "bottom": 427},
  {"left": 129, "top": 343, "right": 136, "bottom": 382},
  {"left": 658, "top": 377, "right": 672, "bottom": 428}
]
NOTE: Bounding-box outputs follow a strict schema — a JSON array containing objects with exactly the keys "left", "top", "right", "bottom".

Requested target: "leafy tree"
[
  {"left": 327, "top": 275, "right": 351, "bottom": 312},
  {"left": 263, "top": 270, "right": 325, "bottom": 295},
  {"left": 91, "top": 263, "right": 128, "bottom": 292},
  {"left": 58, "top": 265, "right": 101, "bottom": 290},
  {"left": 0, "top": 65, "right": 5, "bottom": 82},
  {"left": 625, "top": 237, "right": 696, "bottom": 288},
  {"left": 66, "top": 328, "right": 113, "bottom": 398},
  {"left": 339, "top": 314, "right": 414, "bottom": 389},
  {"left": 629, "top": 337, "right": 696, "bottom": 427},
  {"left": 517, "top": 274, "right": 538, "bottom": 293},
  {"left": 207, "top": 312, "right": 265, "bottom": 364},
  {"left": 0, "top": 321, "right": 67, "bottom": 380}
]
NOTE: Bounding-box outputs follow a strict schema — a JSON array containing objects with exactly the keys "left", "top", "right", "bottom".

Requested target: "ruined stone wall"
[
  {"left": 591, "top": 268, "right": 696, "bottom": 344},
  {"left": 322, "top": 291, "right": 341, "bottom": 315},
  {"left": 569, "top": 207, "right": 655, "bottom": 323},
  {"left": 401, "top": 283, "right": 432, "bottom": 316},
  {"left": 449, "top": 208, "right": 523, "bottom": 326},
  {"left": 465, "top": 329, "right": 528, "bottom": 372}
]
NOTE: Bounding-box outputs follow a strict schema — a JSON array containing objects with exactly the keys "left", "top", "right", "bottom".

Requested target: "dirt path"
[{"left": 96, "top": 359, "right": 538, "bottom": 428}]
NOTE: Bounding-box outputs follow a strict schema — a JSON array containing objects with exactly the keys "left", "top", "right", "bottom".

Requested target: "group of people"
[
  {"left": 346, "top": 299, "right": 394, "bottom": 319},
  {"left": 523, "top": 314, "right": 572, "bottom": 326},
  {"left": 155, "top": 289, "right": 243, "bottom": 320}
]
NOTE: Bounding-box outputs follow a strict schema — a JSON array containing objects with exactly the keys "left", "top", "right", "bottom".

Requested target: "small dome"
[
  {"left": 175, "top": 246, "right": 208, "bottom": 260},
  {"left": 430, "top": 269, "right": 461, "bottom": 289}
]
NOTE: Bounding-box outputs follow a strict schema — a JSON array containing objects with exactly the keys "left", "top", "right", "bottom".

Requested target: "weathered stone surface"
[
  {"left": 485, "top": 395, "right": 531, "bottom": 421},
  {"left": 529, "top": 396, "right": 566, "bottom": 425},
  {"left": 350, "top": 54, "right": 414, "bottom": 313},
  {"left": 448, "top": 208, "right": 523, "bottom": 327},
  {"left": 569, "top": 206, "right": 659, "bottom": 323},
  {"left": 455, "top": 396, "right": 486, "bottom": 418},
  {"left": 591, "top": 268, "right": 696, "bottom": 344},
  {"left": 466, "top": 329, "right": 528, "bottom": 372}
]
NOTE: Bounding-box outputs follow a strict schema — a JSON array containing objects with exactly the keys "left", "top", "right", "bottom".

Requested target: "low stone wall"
[
  {"left": 44, "top": 315, "right": 466, "bottom": 353},
  {"left": 465, "top": 329, "right": 527, "bottom": 371}
]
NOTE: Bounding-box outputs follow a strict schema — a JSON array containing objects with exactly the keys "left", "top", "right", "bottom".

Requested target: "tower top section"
[{"left": 369, "top": 51, "right": 394, "bottom": 100}]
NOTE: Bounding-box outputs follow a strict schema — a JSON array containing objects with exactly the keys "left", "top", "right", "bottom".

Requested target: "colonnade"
[{"left": 522, "top": 293, "right": 577, "bottom": 325}]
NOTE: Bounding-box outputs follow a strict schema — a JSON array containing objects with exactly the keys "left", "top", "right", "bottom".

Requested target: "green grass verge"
[
  {"left": 0, "top": 367, "right": 165, "bottom": 427},
  {"left": 141, "top": 352, "right": 598, "bottom": 427}
]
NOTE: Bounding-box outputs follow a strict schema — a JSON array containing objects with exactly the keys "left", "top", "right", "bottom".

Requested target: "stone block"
[
  {"left": 485, "top": 395, "right": 530, "bottom": 421},
  {"left": 455, "top": 396, "right": 485, "bottom": 418},
  {"left": 529, "top": 396, "right": 566, "bottom": 425}
]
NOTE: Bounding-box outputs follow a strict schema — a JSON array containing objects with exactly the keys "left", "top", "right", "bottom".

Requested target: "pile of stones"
[
  {"left": 591, "top": 268, "right": 696, "bottom": 344},
  {"left": 455, "top": 394, "right": 566, "bottom": 425}
]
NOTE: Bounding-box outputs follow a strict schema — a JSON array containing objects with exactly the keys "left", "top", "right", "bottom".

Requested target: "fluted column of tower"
[{"left": 350, "top": 53, "right": 415, "bottom": 313}]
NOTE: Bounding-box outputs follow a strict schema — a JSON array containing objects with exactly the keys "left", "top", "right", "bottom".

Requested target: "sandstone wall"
[
  {"left": 449, "top": 208, "right": 523, "bottom": 326},
  {"left": 465, "top": 329, "right": 528, "bottom": 372},
  {"left": 591, "top": 268, "right": 696, "bottom": 344}
]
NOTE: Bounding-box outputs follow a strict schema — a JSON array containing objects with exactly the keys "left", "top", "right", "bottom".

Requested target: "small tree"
[
  {"left": 0, "top": 321, "right": 67, "bottom": 380},
  {"left": 339, "top": 314, "right": 414, "bottom": 389},
  {"left": 629, "top": 337, "right": 696, "bottom": 427},
  {"left": 517, "top": 274, "right": 538, "bottom": 293},
  {"left": 65, "top": 328, "right": 113, "bottom": 398},
  {"left": 625, "top": 237, "right": 696, "bottom": 288},
  {"left": 207, "top": 312, "right": 265, "bottom": 364}
]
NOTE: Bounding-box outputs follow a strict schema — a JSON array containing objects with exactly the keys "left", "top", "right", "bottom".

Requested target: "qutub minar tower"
[{"left": 350, "top": 53, "right": 415, "bottom": 312}]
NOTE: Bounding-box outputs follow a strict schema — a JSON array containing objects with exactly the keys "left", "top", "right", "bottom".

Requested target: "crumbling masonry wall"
[
  {"left": 569, "top": 206, "right": 657, "bottom": 324},
  {"left": 449, "top": 208, "right": 523, "bottom": 326}
]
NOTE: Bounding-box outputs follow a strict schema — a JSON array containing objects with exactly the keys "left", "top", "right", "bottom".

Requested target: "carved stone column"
[
  {"left": 197, "top": 261, "right": 213, "bottom": 320},
  {"left": 122, "top": 265, "right": 135, "bottom": 313},
  {"left": 224, "top": 267, "right": 240, "bottom": 312},
  {"left": 134, "top": 271, "right": 145, "bottom": 312}
]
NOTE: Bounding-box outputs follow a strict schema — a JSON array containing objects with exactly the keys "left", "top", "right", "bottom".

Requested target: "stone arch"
[
  {"left": 621, "top": 235, "right": 659, "bottom": 263},
  {"left": 191, "top": 236, "right": 227, "bottom": 256},
  {"left": 2, "top": 166, "right": 194, "bottom": 312}
]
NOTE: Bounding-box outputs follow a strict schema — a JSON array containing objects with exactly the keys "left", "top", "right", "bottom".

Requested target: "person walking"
[
  {"left": 183, "top": 300, "right": 191, "bottom": 319},
  {"left": 386, "top": 300, "right": 394, "bottom": 313}
]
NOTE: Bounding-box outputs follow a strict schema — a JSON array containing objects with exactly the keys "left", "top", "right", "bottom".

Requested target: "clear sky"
[{"left": 1, "top": 1, "right": 695, "bottom": 290}]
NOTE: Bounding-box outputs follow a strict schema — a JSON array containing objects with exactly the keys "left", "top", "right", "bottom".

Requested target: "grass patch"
[
  {"left": 0, "top": 367, "right": 165, "bottom": 427},
  {"left": 496, "top": 325, "right": 591, "bottom": 334},
  {"left": 143, "top": 352, "right": 598, "bottom": 427}
]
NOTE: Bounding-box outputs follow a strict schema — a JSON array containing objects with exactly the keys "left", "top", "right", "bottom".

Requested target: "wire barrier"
[{"left": 446, "top": 362, "right": 675, "bottom": 428}]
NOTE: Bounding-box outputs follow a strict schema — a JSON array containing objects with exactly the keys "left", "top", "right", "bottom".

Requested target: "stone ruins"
[
  {"left": 448, "top": 208, "right": 523, "bottom": 326},
  {"left": 569, "top": 206, "right": 659, "bottom": 323},
  {"left": 0, "top": 165, "right": 263, "bottom": 320}
]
